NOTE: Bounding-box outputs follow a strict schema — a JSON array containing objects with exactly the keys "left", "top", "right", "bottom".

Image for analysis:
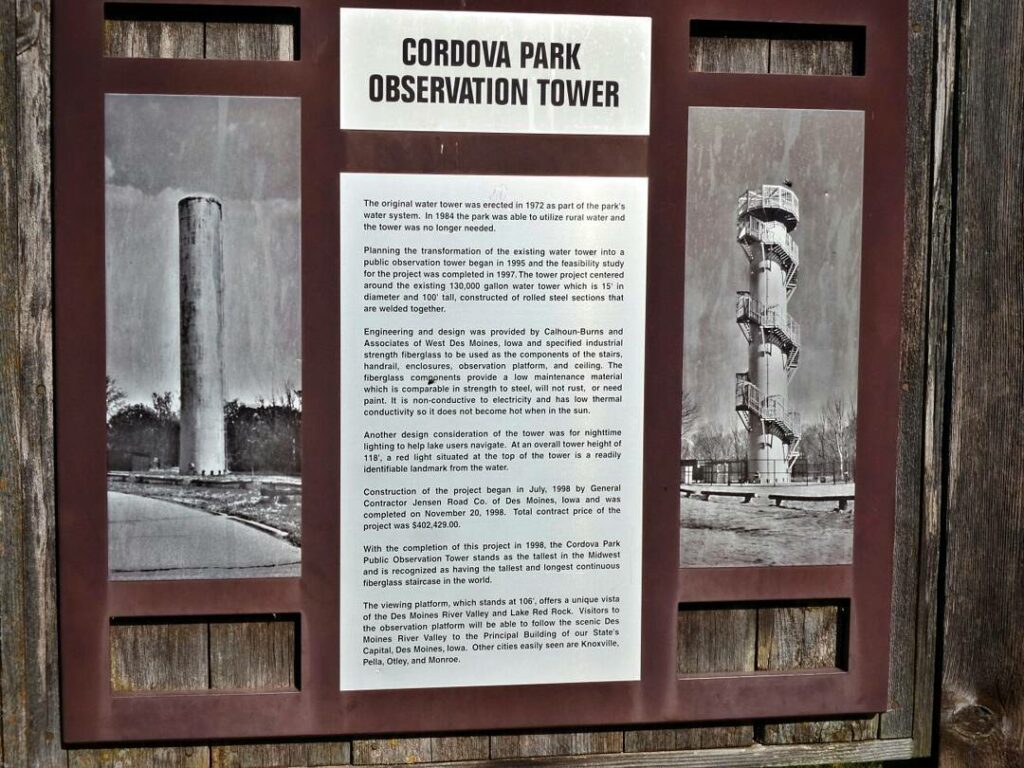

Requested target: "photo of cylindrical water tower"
[
  {"left": 680, "top": 107, "right": 864, "bottom": 568},
  {"left": 104, "top": 94, "right": 302, "bottom": 580}
]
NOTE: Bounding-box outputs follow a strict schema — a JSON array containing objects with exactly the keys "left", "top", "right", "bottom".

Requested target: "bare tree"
[
  {"left": 817, "top": 396, "right": 856, "bottom": 479},
  {"left": 106, "top": 376, "right": 126, "bottom": 423},
  {"left": 151, "top": 391, "right": 177, "bottom": 421},
  {"left": 691, "top": 423, "right": 730, "bottom": 461},
  {"left": 728, "top": 428, "right": 746, "bottom": 461},
  {"left": 681, "top": 390, "right": 700, "bottom": 433}
]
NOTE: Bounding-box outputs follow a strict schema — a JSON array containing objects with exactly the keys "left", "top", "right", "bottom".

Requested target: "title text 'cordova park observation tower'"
[{"left": 735, "top": 184, "right": 802, "bottom": 483}]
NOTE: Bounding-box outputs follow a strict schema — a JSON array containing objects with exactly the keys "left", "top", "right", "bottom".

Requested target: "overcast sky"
[
  {"left": 105, "top": 94, "right": 301, "bottom": 406},
  {"left": 683, "top": 107, "right": 864, "bottom": 434}
]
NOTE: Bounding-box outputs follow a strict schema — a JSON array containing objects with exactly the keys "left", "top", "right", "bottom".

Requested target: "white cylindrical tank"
[
  {"left": 747, "top": 244, "right": 790, "bottom": 480},
  {"left": 178, "top": 195, "right": 226, "bottom": 475}
]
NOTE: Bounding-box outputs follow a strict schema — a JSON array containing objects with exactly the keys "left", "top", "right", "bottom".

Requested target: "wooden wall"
[{"left": 2, "top": 0, "right": 1020, "bottom": 765}]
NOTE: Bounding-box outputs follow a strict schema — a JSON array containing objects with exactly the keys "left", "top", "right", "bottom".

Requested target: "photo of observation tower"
[
  {"left": 680, "top": 106, "right": 864, "bottom": 568},
  {"left": 734, "top": 184, "right": 802, "bottom": 484}
]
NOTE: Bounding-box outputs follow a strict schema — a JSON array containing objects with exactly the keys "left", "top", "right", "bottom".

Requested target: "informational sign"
[
  {"left": 57, "top": 0, "right": 909, "bottom": 742},
  {"left": 339, "top": 9, "right": 652, "bottom": 135},
  {"left": 339, "top": 173, "right": 647, "bottom": 690}
]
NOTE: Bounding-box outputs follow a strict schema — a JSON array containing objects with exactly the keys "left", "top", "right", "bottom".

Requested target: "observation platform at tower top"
[{"left": 737, "top": 184, "right": 799, "bottom": 231}]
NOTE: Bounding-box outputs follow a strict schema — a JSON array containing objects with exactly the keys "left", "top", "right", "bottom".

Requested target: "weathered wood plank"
[
  {"left": 755, "top": 605, "right": 840, "bottom": 673},
  {"left": 0, "top": 0, "right": 21, "bottom": 762},
  {"left": 209, "top": 620, "right": 296, "bottom": 690},
  {"left": 625, "top": 726, "right": 754, "bottom": 753},
  {"left": 938, "top": 0, "right": 1024, "bottom": 765},
  {"left": 110, "top": 622, "right": 209, "bottom": 692},
  {"left": 204, "top": 22, "right": 294, "bottom": 61},
  {"left": 1, "top": 0, "right": 65, "bottom": 765},
  {"left": 69, "top": 747, "right": 209, "bottom": 768},
  {"left": 345, "top": 734, "right": 497, "bottom": 763},
  {"left": 768, "top": 39, "right": 854, "bottom": 76},
  {"left": 428, "top": 736, "right": 490, "bottom": 762},
  {"left": 880, "top": 0, "right": 942, "bottom": 743},
  {"left": 689, "top": 36, "right": 770, "bottom": 74},
  {"left": 756, "top": 606, "right": 878, "bottom": 744},
  {"left": 211, "top": 741, "right": 350, "bottom": 768},
  {"left": 392, "top": 737, "right": 915, "bottom": 768},
  {"left": 103, "top": 20, "right": 205, "bottom": 59},
  {"left": 352, "top": 738, "right": 433, "bottom": 764},
  {"left": 490, "top": 731, "right": 622, "bottom": 758},
  {"left": 678, "top": 608, "right": 757, "bottom": 675}
]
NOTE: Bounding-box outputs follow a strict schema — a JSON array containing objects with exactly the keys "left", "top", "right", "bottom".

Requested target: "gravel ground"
[{"left": 679, "top": 483, "right": 854, "bottom": 567}]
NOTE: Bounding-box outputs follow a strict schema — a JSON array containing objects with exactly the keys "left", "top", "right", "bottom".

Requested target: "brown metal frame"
[{"left": 54, "top": 0, "right": 907, "bottom": 744}]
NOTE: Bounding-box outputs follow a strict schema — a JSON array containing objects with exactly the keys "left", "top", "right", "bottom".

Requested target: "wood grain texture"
[
  {"left": 110, "top": 623, "right": 209, "bottom": 692},
  {"left": 688, "top": 36, "right": 769, "bottom": 74},
  {"left": 0, "top": 0, "right": 21, "bottom": 761},
  {"left": 489, "top": 731, "right": 623, "bottom": 759},
  {"left": 69, "top": 747, "right": 209, "bottom": 768},
  {"left": 203, "top": 23, "right": 293, "bottom": 61},
  {"left": 881, "top": 0, "right": 942, "bottom": 745},
  {"left": 938, "top": 0, "right": 1024, "bottom": 765},
  {"left": 755, "top": 605, "right": 841, "bottom": 673},
  {"left": 211, "top": 742, "right": 350, "bottom": 768},
  {"left": 392, "top": 738, "right": 915, "bottom": 768},
  {"left": 756, "top": 606, "right": 878, "bottom": 745},
  {"left": 427, "top": 737, "right": 490, "bottom": 763},
  {"left": 209, "top": 620, "right": 296, "bottom": 691},
  {"left": 103, "top": 20, "right": 204, "bottom": 58},
  {"left": 625, "top": 726, "right": 753, "bottom": 753},
  {"left": 352, "top": 738, "right": 433, "bottom": 764},
  {"left": 1, "top": 0, "right": 65, "bottom": 766},
  {"left": 768, "top": 39, "right": 854, "bottom": 76},
  {"left": 351, "top": 736, "right": 488, "bottom": 764},
  {"left": 678, "top": 608, "right": 756, "bottom": 675}
]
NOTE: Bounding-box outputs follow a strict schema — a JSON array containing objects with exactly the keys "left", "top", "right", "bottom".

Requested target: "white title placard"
[
  {"left": 339, "top": 9, "right": 651, "bottom": 135},
  {"left": 340, "top": 173, "right": 647, "bottom": 690}
]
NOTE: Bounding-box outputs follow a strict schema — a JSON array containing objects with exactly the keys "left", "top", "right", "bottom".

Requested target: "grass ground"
[
  {"left": 679, "top": 483, "right": 854, "bottom": 567},
  {"left": 107, "top": 477, "right": 302, "bottom": 547}
]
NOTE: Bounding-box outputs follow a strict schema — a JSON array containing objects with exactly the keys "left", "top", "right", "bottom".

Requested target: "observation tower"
[
  {"left": 178, "top": 194, "right": 226, "bottom": 476},
  {"left": 734, "top": 184, "right": 802, "bottom": 483}
]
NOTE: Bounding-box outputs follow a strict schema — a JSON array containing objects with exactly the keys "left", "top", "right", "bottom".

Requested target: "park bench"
[
  {"left": 681, "top": 486, "right": 756, "bottom": 503},
  {"left": 192, "top": 477, "right": 252, "bottom": 489},
  {"left": 136, "top": 474, "right": 184, "bottom": 486},
  {"left": 767, "top": 493, "right": 854, "bottom": 511}
]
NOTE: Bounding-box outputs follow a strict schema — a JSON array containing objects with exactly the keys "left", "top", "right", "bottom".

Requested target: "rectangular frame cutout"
[
  {"left": 104, "top": 3, "right": 300, "bottom": 59},
  {"left": 677, "top": 600, "right": 851, "bottom": 675},
  {"left": 689, "top": 20, "right": 866, "bottom": 76},
  {"left": 110, "top": 615, "right": 300, "bottom": 693}
]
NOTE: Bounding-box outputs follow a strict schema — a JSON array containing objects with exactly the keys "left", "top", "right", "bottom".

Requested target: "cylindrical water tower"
[
  {"left": 178, "top": 195, "right": 226, "bottom": 475},
  {"left": 734, "top": 185, "right": 802, "bottom": 483}
]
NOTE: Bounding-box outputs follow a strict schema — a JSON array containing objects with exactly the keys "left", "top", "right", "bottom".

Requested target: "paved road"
[{"left": 108, "top": 492, "right": 301, "bottom": 580}]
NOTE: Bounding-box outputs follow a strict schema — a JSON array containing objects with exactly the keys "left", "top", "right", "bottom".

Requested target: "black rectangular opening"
[{"left": 104, "top": 3, "right": 300, "bottom": 60}]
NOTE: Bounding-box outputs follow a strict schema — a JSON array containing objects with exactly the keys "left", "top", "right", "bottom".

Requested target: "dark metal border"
[{"left": 54, "top": 0, "right": 907, "bottom": 743}]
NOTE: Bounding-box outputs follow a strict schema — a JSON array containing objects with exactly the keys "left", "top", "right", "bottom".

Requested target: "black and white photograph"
[
  {"left": 105, "top": 94, "right": 302, "bottom": 580},
  {"left": 680, "top": 107, "right": 864, "bottom": 568}
]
